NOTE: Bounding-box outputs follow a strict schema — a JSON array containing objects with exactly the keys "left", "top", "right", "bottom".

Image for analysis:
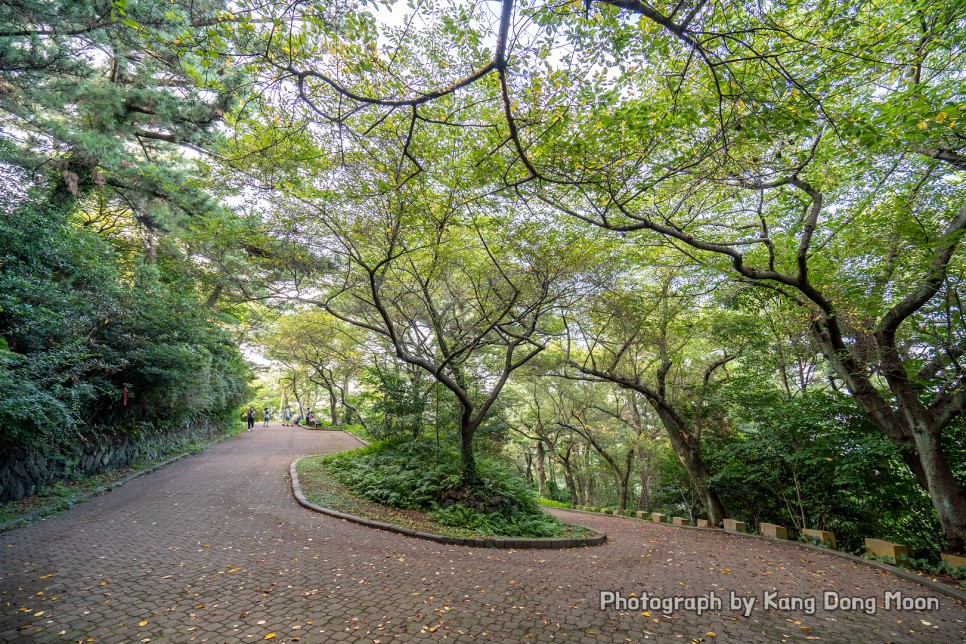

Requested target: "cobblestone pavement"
[{"left": 2, "top": 426, "right": 964, "bottom": 643}]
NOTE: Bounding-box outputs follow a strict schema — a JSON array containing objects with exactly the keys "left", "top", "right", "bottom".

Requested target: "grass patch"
[
  {"left": 0, "top": 426, "right": 240, "bottom": 527},
  {"left": 337, "top": 423, "right": 373, "bottom": 443},
  {"left": 538, "top": 497, "right": 573, "bottom": 509},
  {"left": 296, "top": 441, "right": 596, "bottom": 540}
]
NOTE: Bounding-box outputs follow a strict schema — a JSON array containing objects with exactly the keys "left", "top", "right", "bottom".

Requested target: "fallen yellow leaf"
[
  {"left": 139, "top": 620, "right": 148, "bottom": 626},
  {"left": 264, "top": 634, "right": 276, "bottom": 640}
]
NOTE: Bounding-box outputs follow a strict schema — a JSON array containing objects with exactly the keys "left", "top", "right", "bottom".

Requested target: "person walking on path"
[
  {"left": 246, "top": 408, "right": 255, "bottom": 431},
  {"left": 283, "top": 406, "right": 291, "bottom": 426},
  {"left": 263, "top": 407, "right": 270, "bottom": 427}
]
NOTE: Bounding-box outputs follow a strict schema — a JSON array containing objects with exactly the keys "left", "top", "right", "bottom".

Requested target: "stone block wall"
[{"left": 0, "top": 420, "right": 226, "bottom": 502}]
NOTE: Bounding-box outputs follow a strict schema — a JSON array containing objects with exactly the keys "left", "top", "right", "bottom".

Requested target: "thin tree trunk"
[
  {"left": 637, "top": 446, "right": 652, "bottom": 510},
  {"left": 571, "top": 363, "right": 727, "bottom": 526},
  {"left": 535, "top": 440, "right": 546, "bottom": 497},
  {"left": 327, "top": 385, "right": 339, "bottom": 425},
  {"left": 565, "top": 422, "right": 631, "bottom": 511},
  {"left": 459, "top": 406, "right": 478, "bottom": 486},
  {"left": 560, "top": 455, "right": 579, "bottom": 506},
  {"left": 620, "top": 449, "right": 634, "bottom": 511}
]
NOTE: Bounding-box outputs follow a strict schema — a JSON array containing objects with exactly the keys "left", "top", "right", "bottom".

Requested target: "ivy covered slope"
[
  {"left": 298, "top": 441, "right": 593, "bottom": 540},
  {"left": 0, "top": 186, "right": 251, "bottom": 450}
]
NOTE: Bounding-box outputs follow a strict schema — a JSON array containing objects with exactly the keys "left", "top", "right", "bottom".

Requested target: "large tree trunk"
[
  {"left": 818, "top": 331, "right": 966, "bottom": 553},
  {"left": 651, "top": 406, "right": 726, "bottom": 527},
  {"left": 913, "top": 426, "right": 966, "bottom": 554}
]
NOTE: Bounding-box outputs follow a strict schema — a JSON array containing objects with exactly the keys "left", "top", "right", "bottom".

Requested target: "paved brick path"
[{"left": 1, "top": 426, "right": 964, "bottom": 643}]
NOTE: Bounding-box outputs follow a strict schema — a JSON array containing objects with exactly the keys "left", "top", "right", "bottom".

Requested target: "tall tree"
[
  {"left": 263, "top": 310, "right": 367, "bottom": 425},
  {"left": 1, "top": 0, "right": 246, "bottom": 227},
  {"left": 280, "top": 164, "right": 592, "bottom": 483},
  {"left": 233, "top": 0, "right": 966, "bottom": 553},
  {"left": 564, "top": 260, "right": 739, "bottom": 525}
]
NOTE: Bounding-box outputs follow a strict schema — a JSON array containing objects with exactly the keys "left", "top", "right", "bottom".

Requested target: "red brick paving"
[{"left": 1, "top": 425, "right": 964, "bottom": 642}]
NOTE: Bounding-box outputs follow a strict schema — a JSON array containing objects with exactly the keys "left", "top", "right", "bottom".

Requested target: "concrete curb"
[
  {"left": 297, "top": 426, "right": 370, "bottom": 446},
  {"left": 290, "top": 456, "right": 606, "bottom": 550},
  {"left": 342, "top": 430, "right": 368, "bottom": 446},
  {"left": 551, "top": 508, "right": 966, "bottom": 604}
]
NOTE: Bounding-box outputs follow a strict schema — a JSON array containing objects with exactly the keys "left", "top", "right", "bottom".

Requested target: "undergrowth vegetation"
[{"left": 318, "top": 440, "right": 576, "bottom": 538}]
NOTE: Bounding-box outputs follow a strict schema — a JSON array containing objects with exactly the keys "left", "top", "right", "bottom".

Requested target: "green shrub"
[
  {"left": 321, "top": 440, "right": 569, "bottom": 538},
  {"left": 0, "top": 195, "right": 250, "bottom": 450},
  {"left": 428, "top": 504, "right": 563, "bottom": 538}
]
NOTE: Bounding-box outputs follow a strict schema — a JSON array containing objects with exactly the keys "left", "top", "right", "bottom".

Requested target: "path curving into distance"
[{"left": 1, "top": 425, "right": 963, "bottom": 642}]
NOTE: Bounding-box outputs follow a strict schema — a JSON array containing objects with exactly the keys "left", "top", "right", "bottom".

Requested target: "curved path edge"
[
  {"left": 559, "top": 506, "right": 966, "bottom": 603},
  {"left": 290, "top": 455, "right": 606, "bottom": 550}
]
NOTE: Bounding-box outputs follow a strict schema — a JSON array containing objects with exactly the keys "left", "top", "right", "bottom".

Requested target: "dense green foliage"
[
  {"left": 321, "top": 441, "right": 568, "bottom": 538},
  {"left": 0, "top": 190, "right": 250, "bottom": 448},
  {"left": 0, "top": 0, "right": 244, "bottom": 217},
  {"left": 0, "top": 0, "right": 259, "bottom": 457},
  {"left": 707, "top": 392, "right": 946, "bottom": 558},
  {"left": 360, "top": 368, "right": 429, "bottom": 441},
  {"left": 4, "top": 0, "right": 966, "bottom": 561},
  {"left": 223, "top": 0, "right": 966, "bottom": 556}
]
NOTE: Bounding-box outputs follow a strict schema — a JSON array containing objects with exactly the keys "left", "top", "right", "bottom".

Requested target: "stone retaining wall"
[{"left": 0, "top": 420, "right": 228, "bottom": 502}]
